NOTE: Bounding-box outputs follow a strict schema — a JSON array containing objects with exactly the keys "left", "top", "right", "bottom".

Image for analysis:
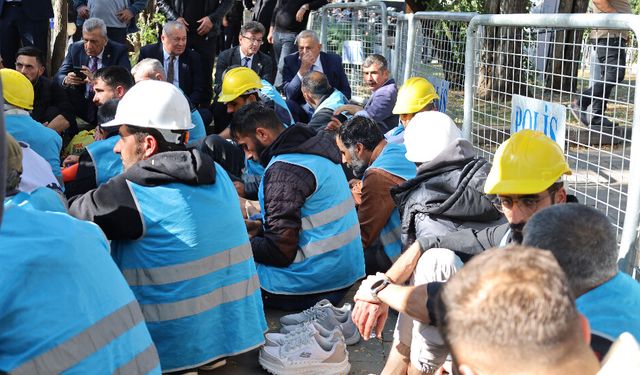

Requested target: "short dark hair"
[
  {"left": 363, "top": 54, "right": 388, "bottom": 71},
  {"left": 94, "top": 66, "right": 135, "bottom": 91},
  {"left": 523, "top": 203, "right": 618, "bottom": 296},
  {"left": 240, "top": 21, "right": 265, "bottom": 35},
  {"left": 438, "top": 245, "right": 582, "bottom": 368},
  {"left": 126, "top": 125, "right": 187, "bottom": 153},
  {"left": 230, "top": 102, "right": 284, "bottom": 138},
  {"left": 337, "top": 116, "right": 384, "bottom": 151},
  {"left": 16, "top": 46, "right": 45, "bottom": 67},
  {"left": 97, "top": 99, "right": 119, "bottom": 126},
  {"left": 301, "top": 71, "right": 333, "bottom": 99}
]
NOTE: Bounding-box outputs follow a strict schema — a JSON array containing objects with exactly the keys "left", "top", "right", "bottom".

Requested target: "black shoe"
[
  {"left": 591, "top": 116, "right": 615, "bottom": 128},
  {"left": 570, "top": 100, "right": 590, "bottom": 126}
]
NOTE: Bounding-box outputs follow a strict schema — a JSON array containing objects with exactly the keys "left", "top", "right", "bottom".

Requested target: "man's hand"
[
  {"left": 64, "top": 69, "right": 88, "bottom": 86},
  {"left": 298, "top": 51, "right": 315, "bottom": 75},
  {"left": 176, "top": 17, "right": 190, "bottom": 31},
  {"left": 324, "top": 117, "right": 342, "bottom": 132},
  {"left": 77, "top": 5, "right": 90, "bottom": 19},
  {"left": 295, "top": 4, "right": 308, "bottom": 22},
  {"left": 63, "top": 154, "right": 80, "bottom": 167},
  {"left": 334, "top": 104, "right": 363, "bottom": 115},
  {"left": 46, "top": 115, "right": 70, "bottom": 134},
  {"left": 354, "top": 274, "right": 388, "bottom": 303},
  {"left": 222, "top": 16, "right": 229, "bottom": 27},
  {"left": 196, "top": 16, "right": 214, "bottom": 36},
  {"left": 267, "top": 27, "right": 274, "bottom": 44},
  {"left": 94, "top": 126, "right": 108, "bottom": 141},
  {"left": 245, "top": 219, "right": 262, "bottom": 238},
  {"left": 116, "top": 8, "right": 135, "bottom": 24},
  {"left": 352, "top": 300, "right": 389, "bottom": 340}
]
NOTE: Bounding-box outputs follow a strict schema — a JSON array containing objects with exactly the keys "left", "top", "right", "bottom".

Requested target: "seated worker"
[
  {"left": 15, "top": 46, "right": 76, "bottom": 136},
  {"left": 335, "top": 116, "right": 416, "bottom": 274},
  {"left": 68, "top": 81, "right": 267, "bottom": 372},
  {"left": 216, "top": 66, "right": 294, "bottom": 136},
  {"left": 130, "top": 58, "right": 206, "bottom": 143},
  {"left": 334, "top": 54, "right": 398, "bottom": 133},
  {"left": 282, "top": 30, "right": 351, "bottom": 107},
  {"left": 2, "top": 68, "right": 62, "bottom": 182},
  {"left": 230, "top": 103, "right": 365, "bottom": 310},
  {"left": 302, "top": 71, "right": 349, "bottom": 133},
  {"left": 438, "top": 246, "right": 606, "bottom": 375},
  {"left": 1, "top": 132, "right": 160, "bottom": 374},
  {"left": 385, "top": 77, "right": 439, "bottom": 144},
  {"left": 91, "top": 65, "right": 134, "bottom": 107},
  {"left": 353, "top": 129, "right": 573, "bottom": 375},
  {"left": 523, "top": 204, "right": 640, "bottom": 358}
]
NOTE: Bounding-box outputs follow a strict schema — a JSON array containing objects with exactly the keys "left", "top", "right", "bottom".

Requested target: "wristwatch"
[{"left": 370, "top": 276, "right": 391, "bottom": 301}]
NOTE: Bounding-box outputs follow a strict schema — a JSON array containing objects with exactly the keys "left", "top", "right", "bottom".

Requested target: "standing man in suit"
[
  {"left": 157, "top": 0, "right": 235, "bottom": 112},
  {"left": 55, "top": 18, "right": 131, "bottom": 127},
  {"left": 0, "top": 0, "right": 54, "bottom": 69},
  {"left": 138, "top": 21, "right": 207, "bottom": 111},
  {"left": 282, "top": 30, "right": 351, "bottom": 107},
  {"left": 250, "top": 0, "right": 277, "bottom": 58}
]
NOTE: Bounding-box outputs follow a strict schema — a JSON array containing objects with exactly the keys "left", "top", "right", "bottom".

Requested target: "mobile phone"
[
  {"left": 72, "top": 66, "right": 87, "bottom": 80},
  {"left": 335, "top": 111, "right": 352, "bottom": 123}
]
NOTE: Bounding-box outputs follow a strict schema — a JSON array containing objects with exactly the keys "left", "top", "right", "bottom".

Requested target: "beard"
[
  {"left": 349, "top": 150, "right": 368, "bottom": 178},
  {"left": 509, "top": 223, "right": 525, "bottom": 244}
]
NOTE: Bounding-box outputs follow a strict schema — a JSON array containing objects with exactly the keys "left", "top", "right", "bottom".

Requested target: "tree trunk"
[
  {"left": 476, "top": 0, "right": 530, "bottom": 100},
  {"left": 50, "top": 0, "right": 68, "bottom": 75},
  {"left": 546, "top": 0, "right": 590, "bottom": 91}
]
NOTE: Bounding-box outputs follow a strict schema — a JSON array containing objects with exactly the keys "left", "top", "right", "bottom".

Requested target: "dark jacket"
[
  {"left": 364, "top": 79, "right": 398, "bottom": 132},
  {"left": 283, "top": 51, "right": 351, "bottom": 104},
  {"left": 252, "top": 125, "right": 343, "bottom": 267},
  {"left": 271, "top": 0, "right": 327, "bottom": 33},
  {"left": 138, "top": 42, "right": 207, "bottom": 107},
  {"left": 31, "top": 76, "right": 76, "bottom": 126},
  {"left": 156, "top": 0, "right": 233, "bottom": 37},
  {"left": 214, "top": 46, "right": 275, "bottom": 85},
  {"left": 69, "top": 149, "right": 216, "bottom": 240},
  {"left": 0, "top": 0, "right": 53, "bottom": 19},
  {"left": 391, "top": 139, "right": 503, "bottom": 248}
]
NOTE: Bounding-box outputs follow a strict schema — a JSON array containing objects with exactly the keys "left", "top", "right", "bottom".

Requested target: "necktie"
[
  {"left": 167, "top": 55, "right": 176, "bottom": 84},
  {"left": 242, "top": 57, "right": 251, "bottom": 67},
  {"left": 87, "top": 56, "right": 98, "bottom": 96}
]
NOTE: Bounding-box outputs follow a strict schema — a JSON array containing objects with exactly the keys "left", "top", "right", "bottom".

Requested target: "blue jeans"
[{"left": 273, "top": 30, "right": 298, "bottom": 88}]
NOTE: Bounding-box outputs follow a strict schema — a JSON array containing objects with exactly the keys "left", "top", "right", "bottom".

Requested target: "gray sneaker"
[
  {"left": 280, "top": 301, "right": 360, "bottom": 345},
  {"left": 265, "top": 321, "right": 344, "bottom": 347}
]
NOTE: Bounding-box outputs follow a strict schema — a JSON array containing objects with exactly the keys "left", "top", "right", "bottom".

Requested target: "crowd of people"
[{"left": 1, "top": 0, "right": 640, "bottom": 374}]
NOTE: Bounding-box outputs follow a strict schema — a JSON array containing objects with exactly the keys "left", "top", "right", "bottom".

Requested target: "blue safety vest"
[
  {"left": 0, "top": 201, "right": 160, "bottom": 374},
  {"left": 85, "top": 136, "right": 122, "bottom": 186},
  {"left": 5, "top": 113, "right": 62, "bottom": 178},
  {"left": 6, "top": 187, "right": 66, "bottom": 213},
  {"left": 189, "top": 109, "right": 207, "bottom": 144},
  {"left": 111, "top": 163, "right": 267, "bottom": 372},
  {"left": 384, "top": 124, "right": 405, "bottom": 144},
  {"left": 365, "top": 143, "right": 416, "bottom": 261},
  {"left": 260, "top": 79, "right": 294, "bottom": 126},
  {"left": 257, "top": 153, "right": 365, "bottom": 294},
  {"left": 315, "top": 89, "right": 348, "bottom": 115}
]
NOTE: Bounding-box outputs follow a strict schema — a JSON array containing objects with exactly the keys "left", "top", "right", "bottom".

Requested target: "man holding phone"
[{"left": 55, "top": 18, "right": 130, "bottom": 128}]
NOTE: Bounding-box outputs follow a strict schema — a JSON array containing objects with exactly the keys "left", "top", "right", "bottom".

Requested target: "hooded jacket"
[
  {"left": 69, "top": 149, "right": 215, "bottom": 239},
  {"left": 252, "top": 125, "right": 346, "bottom": 267},
  {"left": 391, "top": 138, "right": 503, "bottom": 246}
]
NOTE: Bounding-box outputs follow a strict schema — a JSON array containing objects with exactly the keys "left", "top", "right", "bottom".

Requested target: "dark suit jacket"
[
  {"left": 0, "top": 0, "right": 53, "bottom": 19},
  {"left": 214, "top": 46, "right": 275, "bottom": 85},
  {"left": 251, "top": 0, "right": 277, "bottom": 33},
  {"left": 282, "top": 51, "right": 351, "bottom": 105},
  {"left": 156, "top": 0, "right": 233, "bottom": 37},
  {"left": 55, "top": 40, "right": 131, "bottom": 96},
  {"left": 138, "top": 42, "right": 207, "bottom": 107}
]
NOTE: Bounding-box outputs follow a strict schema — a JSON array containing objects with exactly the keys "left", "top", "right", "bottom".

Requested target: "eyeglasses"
[
  {"left": 241, "top": 35, "right": 263, "bottom": 45},
  {"left": 492, "top": 190, "right": 556, "bottom": 213}
]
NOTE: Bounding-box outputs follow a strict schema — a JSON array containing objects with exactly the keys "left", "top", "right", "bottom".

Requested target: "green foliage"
[
  {"left": 411, "top": 0, "right": 484, "bottom": 13},
  {"left": 137, "top": 11, "right": 166, "bottom": 46}
]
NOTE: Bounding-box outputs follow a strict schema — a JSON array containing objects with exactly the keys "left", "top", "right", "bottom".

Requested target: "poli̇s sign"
[
  {"left": 511, "top": 94, "right": 566, "bottom": 151},
  {"left": 428, "top": 76, "right": 449, "bottom": 114}
]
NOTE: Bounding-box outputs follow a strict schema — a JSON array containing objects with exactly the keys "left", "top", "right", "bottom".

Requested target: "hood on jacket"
[
  {"left": 124, "top": 148, "right": 216, "bottom": 187},
  {"left": 392, "top": 138, "right": 501, "bottom": 223},
  {"left": 260, "top": 125, "right": 341, "bottom": 167}
]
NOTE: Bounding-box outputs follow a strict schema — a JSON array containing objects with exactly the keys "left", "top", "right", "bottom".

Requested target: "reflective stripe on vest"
[
  {"left": 365, "top": 143, "right": 416, "bottom": 261},
  {"left": 314, "top": 89, "right": 348, "bottom": 114},
  {"left": 113, "top": 345, "right": 161, "bottom": 375},
  {"left": 11, "top": 301, "right": 158, "bottom": 375},
  {"left": 257, "top": 153, "right": 365, "bottom": 294},
  {"left": 85, "top": 136, "right": 122, "bottom": 186}
]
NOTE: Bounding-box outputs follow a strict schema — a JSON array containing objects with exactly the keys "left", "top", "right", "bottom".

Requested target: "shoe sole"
[{"left": 259, "top": 355, "right": 351, "bottom": 375}]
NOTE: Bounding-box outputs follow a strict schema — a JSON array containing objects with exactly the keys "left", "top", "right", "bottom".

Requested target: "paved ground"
[{"left": 200, "top": 283, "right": 396, "bottom": 375}]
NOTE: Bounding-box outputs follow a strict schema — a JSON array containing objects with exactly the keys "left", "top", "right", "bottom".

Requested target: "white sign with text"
[
  {"left": 510, "top": 94, "right": 566, "bottom": 151},
  {"left": 427, "top": 76, "right": 450, "bottom": 114}
]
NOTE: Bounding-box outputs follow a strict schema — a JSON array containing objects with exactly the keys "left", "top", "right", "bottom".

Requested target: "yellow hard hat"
[
  {"left": 484, "top": 129, "right": 572, "bottom": 195},
  {"left": 392, "top": 77, "right": 439, "bottom": 115},
  {"left": 218, "top": 67, "right": 263, "bottom": 103},
  {"left": 1, "top": 68, "right": 34, "bottom": 110}
]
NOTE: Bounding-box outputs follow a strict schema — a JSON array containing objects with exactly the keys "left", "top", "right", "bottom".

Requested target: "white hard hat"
[
  {"left": 102, "top": 80, "right": 194, "bottom": 131},
  {"left": 404, "top": 111, "right": 462, "bottom": 163}
]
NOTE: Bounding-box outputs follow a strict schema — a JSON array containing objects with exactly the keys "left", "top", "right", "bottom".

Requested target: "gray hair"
[
  {"left": 162, "top": 20, "right": 187, "bottom": 36},
  {"left": 523, "top": 203, "right": 618, "bottom": 296},
  {"left": 240, "top": 21, "right": 265, "bottom": 35},
  {"left": 301, "top": 71, "right": 332, "bottom": 100},
  {"left": 83, "top": 18, "right": 107, "bottom": 37},
  {"left": 131, "top": 58, "right": 166, "bottom": 81},
  {"left": 363, "top": 54, "right": 388, "bottom": 71},
  {"left": 295, "top": 30, "right": 320, "bottom": 45}
]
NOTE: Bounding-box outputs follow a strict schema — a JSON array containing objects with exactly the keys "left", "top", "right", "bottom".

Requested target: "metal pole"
[
  {"left": 403, "top": 13, "right": 415, "bottom": 82},
  {"left": 461, "top": 16, "right": 479, "bottom": 141}
]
